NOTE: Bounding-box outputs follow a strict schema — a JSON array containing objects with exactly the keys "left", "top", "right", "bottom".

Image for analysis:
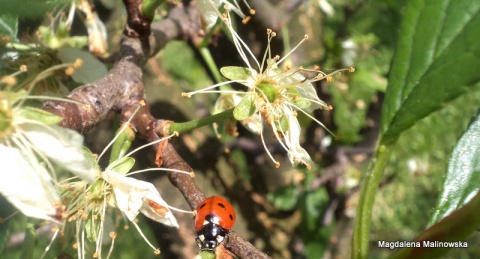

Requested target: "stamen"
[
  {"left": 286, "top": 102, "right": 337, "bottom": 137},
  {"left": 131, "top": 220, "right": 160, "bottom": 253},
  {"left": 120, "top": 132, "right": 176, "bottom": 160},
  {"left": 39, "top": 224, "right": 60, "bottom": 259},
  {"left": 106, "top": 232, "right": 117, "bottom": 259},
  {"left": 126, "top": 167, "right": 193, "bottom": 177},
  {"left": 97, "top": 103, "right": 143, "bottom": 161},
  {"left": 276, "top": 35, "right": 308, "bottom": 66},
  {"left": 181, "top": 80, "right": 248, "bottom": 97},
  {"left": 260, "top": 127, "right": 280, "bottom": 167}
]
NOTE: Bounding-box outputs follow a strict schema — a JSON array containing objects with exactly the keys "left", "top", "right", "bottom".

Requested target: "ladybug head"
[{"left": 195, "top": 222, "right": 228, "bottom": 250}]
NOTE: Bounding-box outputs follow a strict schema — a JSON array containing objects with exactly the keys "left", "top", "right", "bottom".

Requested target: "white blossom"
[{"left": 183, "top": 14, "right": 353, "bottom": 168}]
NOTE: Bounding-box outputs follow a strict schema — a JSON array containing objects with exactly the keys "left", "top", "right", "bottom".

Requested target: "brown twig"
[{"left": 42, "top": 3, "right": 270, "bottom": 258}]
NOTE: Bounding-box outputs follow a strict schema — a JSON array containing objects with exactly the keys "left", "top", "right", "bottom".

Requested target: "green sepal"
[
  {"left": 108, "top": 157, "right": 135, "bottom": 175},
  {"left": 220, "top": 66, "right": 253, "bottom": 81},
  {"left": 233, "top": 94, "right": 257, "bottom": 120},
  {"left": 109, "top": 124, "right": 135, "bottom": 164},
  {"left": 16, "top": 107, "right": 63, "bottom": 125},
  {"left": 287, "top": 88, "right": 312, "bottom": 109},
  {"left": 274, "top": 115, "right": 289, "bottom": 132},
  {"left": 85, "top": 210, "right": 101, "bottom": 242},
  {"left": 82, "top": 146, "right": 101, "bottom": 172},
  {"left": 294, "top": 98, "right": 311, "bottom": 109},
  {"left": 256, "top": 82, "right": 277, "bottom": 103}
]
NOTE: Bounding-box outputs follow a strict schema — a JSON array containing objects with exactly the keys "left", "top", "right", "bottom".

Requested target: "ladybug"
[{"left": 194, "top": 196, "right": 236, "bottom": 250}]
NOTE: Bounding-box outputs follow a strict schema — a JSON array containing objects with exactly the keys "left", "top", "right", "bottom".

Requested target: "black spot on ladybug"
[
  {"left": 229, "top": 214, "right": 233, "bottom": 220},
  {"left": 217, "top": 202, "right": 226, "bottom": 209},
  {"left": 199, "top": 203, "right": 206, "bottom": 209}
]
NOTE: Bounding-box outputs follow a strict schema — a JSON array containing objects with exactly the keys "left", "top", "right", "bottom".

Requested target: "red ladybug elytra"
[{"left": 194, "top": 196, "right": 236, "bottom": 250}]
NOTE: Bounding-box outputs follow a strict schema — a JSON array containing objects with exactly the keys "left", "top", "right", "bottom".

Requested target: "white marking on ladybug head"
[
  {"left": 216, "top": 235, "right": 224, "bottom": 243},
  {"left": 199, "top": 234, "right": 205, "bottom": 242},
  {"left": 211, "top": 216, "right": 220, "bottom": 224},
  {"left": 203, "top": 220, "right": 209, "bottom": 226}
]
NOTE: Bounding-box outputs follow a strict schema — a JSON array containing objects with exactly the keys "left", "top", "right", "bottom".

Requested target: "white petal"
[
  {"left": 101, "top": 171, "right": 147, "bottom": 221},
  {"left": 197, "top": 0, "right": 222, "bottom": 30},
  {"left": 141, "top": 192, "right": 179, "bottom": 228},
  {"left": 0, "top": 145, "right": 61, "bottom": 221},
  {"left": 22, "top": 123, "right": 97, "bottom": 183},
  {"left": 102, "top": 171, "right": 178, "bottom": 228},
  {"left": 283, "top": 107, "right": 314, "bottom": 167},
  {"left": 240, "top": 113, "right": 263, "bottom": 134}
]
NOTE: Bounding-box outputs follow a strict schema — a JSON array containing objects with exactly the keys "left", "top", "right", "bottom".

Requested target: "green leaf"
[
  {"left": 267, "top": 185, "right": 298, "bottom": 211},
  {"left": 0, "top": 0, "right": 70, "bottom": 19},
  {"left": 0, "top": 196, "right": 14, "bottom": 253},
  {"left": 220, "top": 66, "right": 253, "bottom": 81},
  {"left": 381, "top": 0, "right": 480, "bottom": 143},
  {"left": 429, "top": 111, "right": 480, "bottom": 226},
  {"left": 57, "top": 47, "right": 108, "bottom": 84},
  {"left": 233, "top": 94, "right": 257, "bottom": 120},
  {"left": 299, "top": 187, "right": 332, "bottom": 258},
  {"left": 0, "top": 14, "right": 18, "bottom": 41},
  {"left": 392, "top": 190, "right": 480, "bottom": 259},
  {"left": 16, "top": 107, "right": 63, "bottom": 125},
  {"left": 20, "top": 223, "right": 35, "bottom": 259}
]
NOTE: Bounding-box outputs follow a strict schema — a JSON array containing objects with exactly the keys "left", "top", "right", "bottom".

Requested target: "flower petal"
[
  {"left": 283, "top": 107, "right": 314, "bottom": 167},
  {"left": 102, "top": 171, "right": 178, "bottom": 228},
  {"left": 22, "top": 123, "right": 97, "bottom": 183},
  {"left": 142, "top": 194, "right": 179, "bottom": 228},
  {"left": 0, "top": 145, "right": 61, "bottom": 221},
  {"left": 197, "top": 0, "right": 222, "bottom": 30}
]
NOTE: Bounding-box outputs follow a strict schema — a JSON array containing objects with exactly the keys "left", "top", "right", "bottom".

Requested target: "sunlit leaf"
[
  {"left": 429, "top": 111, "right": 480, "bottom": 226},
  {"left": 392, "top": 191, "right": 480, "bottom": 259},
  {"left": 381, "top": 0, "right": 480, "bottom": 143}
]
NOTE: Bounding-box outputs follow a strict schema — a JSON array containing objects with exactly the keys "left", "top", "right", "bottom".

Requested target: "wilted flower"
[
  {"left": 0, "top": 90, "right": 95, "bottom": 221},
  {"left": 183, "top": 14, "right": 354, "bottom": 168}
]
